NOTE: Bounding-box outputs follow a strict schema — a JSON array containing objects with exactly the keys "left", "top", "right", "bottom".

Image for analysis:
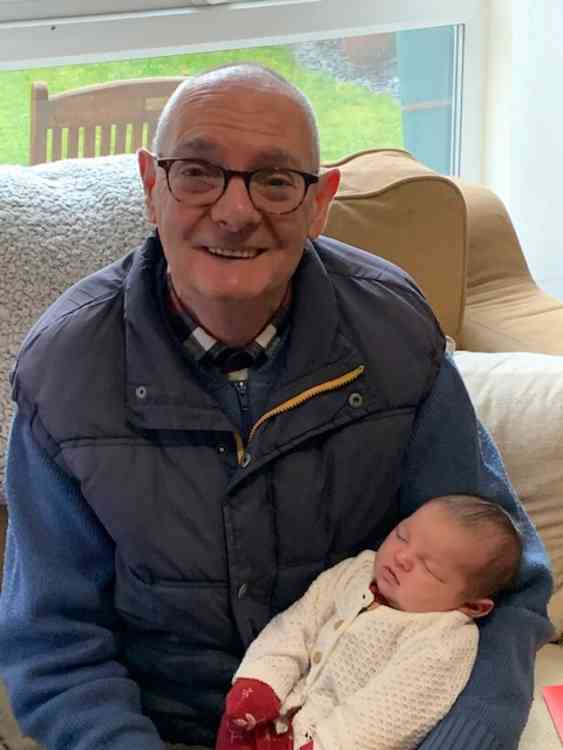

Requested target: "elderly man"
[{"left": 0, "top": 64, "right": 553, "bottom": 750}]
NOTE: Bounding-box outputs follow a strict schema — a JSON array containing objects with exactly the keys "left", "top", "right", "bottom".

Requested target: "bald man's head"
[
  {"left": 153, "top": 63, "right": 321, "bottom": 170},
  {"left": 137, "top": 61, "right": 341, "bottom": 335}
]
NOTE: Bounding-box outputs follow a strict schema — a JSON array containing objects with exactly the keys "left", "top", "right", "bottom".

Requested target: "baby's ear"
[{"left": 459, "top": 598, "right": 494, "bottom": 619}]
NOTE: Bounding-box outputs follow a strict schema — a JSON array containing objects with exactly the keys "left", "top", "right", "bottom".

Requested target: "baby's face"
[{"left": 373, "top": 502, "right": 492, "bottom": 613}]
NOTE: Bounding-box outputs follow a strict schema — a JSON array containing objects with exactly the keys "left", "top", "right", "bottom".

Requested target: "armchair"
[{"left": 0, "top": 149, "right": 561, "bottom": 749}]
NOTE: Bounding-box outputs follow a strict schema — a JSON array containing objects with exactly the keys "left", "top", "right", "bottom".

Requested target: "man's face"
[
  {"left": 139, "top": 80, "right": 339, "bottom": 321},
  {"left": 373, "top": 503, "right": 493, "bottom": 614}
]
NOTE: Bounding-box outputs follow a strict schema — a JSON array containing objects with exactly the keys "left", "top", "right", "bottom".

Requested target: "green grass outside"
[{"left": 0, "top": 45, "right": 403, "bottom": 165}]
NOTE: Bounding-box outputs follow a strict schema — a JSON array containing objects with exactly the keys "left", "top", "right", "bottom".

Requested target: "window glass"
[{"left": 0, "top": 26, "right": 461, "bottom": 172}]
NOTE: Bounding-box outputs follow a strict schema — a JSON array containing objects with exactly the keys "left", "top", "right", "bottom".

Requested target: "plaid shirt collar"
[{"left": 165, "top": 272, "right": 291, "bottom": 376}]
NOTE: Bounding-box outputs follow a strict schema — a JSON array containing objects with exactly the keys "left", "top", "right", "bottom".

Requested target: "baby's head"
[{"left": 372, "top": 495, "right": 523, "bottom": 618}]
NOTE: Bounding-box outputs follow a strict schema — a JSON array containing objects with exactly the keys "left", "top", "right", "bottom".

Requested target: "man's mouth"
[{"left": 205, "top": 246, "right": 262, "bottom": 259}]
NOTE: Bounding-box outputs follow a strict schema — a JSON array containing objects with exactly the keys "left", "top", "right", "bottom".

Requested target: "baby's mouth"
[{"left": 384, "top": 566, "right": 400, "bottom": 585}]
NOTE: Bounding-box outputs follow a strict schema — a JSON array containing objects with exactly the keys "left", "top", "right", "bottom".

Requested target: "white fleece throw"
[{"left": 0, "top": 154, "right": 150, "bottom": 501}]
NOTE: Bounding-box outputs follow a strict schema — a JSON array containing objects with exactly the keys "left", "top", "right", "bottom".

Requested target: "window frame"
[{"left": 0, "top": 0, "right": 485, "bottom": 179}]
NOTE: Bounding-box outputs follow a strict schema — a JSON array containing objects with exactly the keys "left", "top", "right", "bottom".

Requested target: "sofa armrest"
[{"left": 453, "top": 179, "right": 563, "bottom": 354}]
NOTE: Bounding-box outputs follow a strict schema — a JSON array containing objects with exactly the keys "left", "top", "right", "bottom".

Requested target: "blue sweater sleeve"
[
  {"left": 0, "top": 410, "right": 164, "bottom": 750},
  {"left": 400, "top": 355, "right": 555, "bottom": 750}
]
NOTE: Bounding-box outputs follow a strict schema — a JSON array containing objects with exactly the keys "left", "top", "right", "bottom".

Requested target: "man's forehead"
[
  {"left": 159, "top": 76, "right": 317, "bottom": 166},
  {"left": 168, "top": 135, "right": 303, "bottom": 169},
  {"left": 174, "top": 77, "right": 303, "bottom": 127}
]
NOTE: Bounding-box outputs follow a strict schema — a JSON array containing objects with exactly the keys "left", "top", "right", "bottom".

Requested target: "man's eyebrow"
[
  {"left": 170, "top": 137, "right": 220, "bottom": 158},
  {"left": 250, "top": 147, "right": 303, "bottom": 170},
  {"left": 170, "top": 138, "right": 304, "bottom": 169}
]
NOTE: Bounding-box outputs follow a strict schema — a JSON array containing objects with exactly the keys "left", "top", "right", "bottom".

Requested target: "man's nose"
[{"left": 210, "top": 175, "right": 262, "bottom": 231}]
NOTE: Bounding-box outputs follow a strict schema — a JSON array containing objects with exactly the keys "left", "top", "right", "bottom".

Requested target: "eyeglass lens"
[{"left": 168, "top": 160, "right": 307, "bottom": 214}]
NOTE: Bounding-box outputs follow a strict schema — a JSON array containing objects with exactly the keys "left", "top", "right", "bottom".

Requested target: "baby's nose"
[{"left": 395, "top": 548, "right": 413, "bottom": 571}]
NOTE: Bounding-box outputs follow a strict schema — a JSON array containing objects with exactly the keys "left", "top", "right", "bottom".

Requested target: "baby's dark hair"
[{"left": 429, "top": 494, "right": 523, "bottom": 599}]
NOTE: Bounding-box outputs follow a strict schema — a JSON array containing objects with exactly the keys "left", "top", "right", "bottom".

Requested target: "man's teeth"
[{"left": 207, "top": 246, "right": 259, "bottom": 259}]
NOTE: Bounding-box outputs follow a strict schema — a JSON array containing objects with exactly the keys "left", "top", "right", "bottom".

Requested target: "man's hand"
[{"left": 226, "top": 678, "right": 281, "bottom": 726}]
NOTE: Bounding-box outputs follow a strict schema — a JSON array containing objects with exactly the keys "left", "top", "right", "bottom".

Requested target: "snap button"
[
  {"left": 348, "top": 392, "right": 363, "bottom": 408},
  {"left": 333, "top": 619, "right": 344, "bottom": 630},
  {"left": 312, "top": 651, "right": 322, "bottom": 664},
  {"left": 217, "top": 446, "right": 226, "bottom": 454},
  {"left": 237, "top": 583, "right": 248, "bottom": 599},
  {"left": 135, "top": 385, "right": 147, "bottom": 400},
  {"left": 241, "top": 452, "right": 252, "bottom": 468}
]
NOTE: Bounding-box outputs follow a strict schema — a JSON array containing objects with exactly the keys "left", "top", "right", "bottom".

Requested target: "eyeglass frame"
[{"left": 154, "top": 155, "right": 320, "bottom": 215}]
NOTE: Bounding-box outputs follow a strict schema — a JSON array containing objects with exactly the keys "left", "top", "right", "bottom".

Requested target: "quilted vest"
[{"left": 12, "top": 235, "right": 444, "bottom": 746}]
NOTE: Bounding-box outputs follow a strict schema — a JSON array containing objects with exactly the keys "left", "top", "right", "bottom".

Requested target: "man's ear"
[
  {"left": 137, "top": 148, "right": 158, "bottom": 224},
  {"left": 458, "top": 598, "right": 495, "bottom": 619},
  {"left": 308, "top": 168, "right": 340, "bottom": 239}
]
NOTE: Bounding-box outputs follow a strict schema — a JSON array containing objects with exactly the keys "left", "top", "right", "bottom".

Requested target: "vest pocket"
[{"left": 114, "top": 553, "right": 237, "bottom": 648}]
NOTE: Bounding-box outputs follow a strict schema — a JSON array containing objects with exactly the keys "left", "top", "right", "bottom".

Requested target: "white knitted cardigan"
[{"left": 235, "top": 550, "right": 478, "bottom": 750}]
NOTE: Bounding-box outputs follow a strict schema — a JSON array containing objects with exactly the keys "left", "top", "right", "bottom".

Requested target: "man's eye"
[
  {"left": 179, "top": 165, "right": 207, "bottom": 178},
  {"left": 258, "top": 171, "right": 296, "bottom": 188},
  {"left": 395, "top": 526, "right": 407, "bottom": 542},
  {"left": 174, "top": 161, "right": 218, "bottom": 179}
]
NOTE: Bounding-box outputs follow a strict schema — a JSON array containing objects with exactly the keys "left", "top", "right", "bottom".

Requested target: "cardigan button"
[
  {"left": 333, "top": 619, "right": 344, "bottom": 630},
  {"left": 312, "top": 651, "right": 322, "bottom": 664}
]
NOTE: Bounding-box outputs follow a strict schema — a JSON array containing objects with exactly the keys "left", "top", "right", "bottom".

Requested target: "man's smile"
[{"left": 203, "top": 245, "right": 264, "bottom": 259}]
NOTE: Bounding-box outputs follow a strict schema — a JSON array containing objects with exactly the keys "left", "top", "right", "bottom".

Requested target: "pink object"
[{"left": 543, "top": 684, "right": 563, "bottom": 743}]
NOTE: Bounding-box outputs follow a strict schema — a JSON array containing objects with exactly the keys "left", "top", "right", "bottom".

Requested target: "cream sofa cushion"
[{"left": 455, "top": 351, "right": 563, "bottom": 636}]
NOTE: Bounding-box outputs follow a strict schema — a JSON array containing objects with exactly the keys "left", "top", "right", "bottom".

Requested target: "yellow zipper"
[
  {"left": 234, "top": 431, "right": 246, "bottom": 465},
  {"left": 234, "top": 365, "right": 365, "bottom": 462}
]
